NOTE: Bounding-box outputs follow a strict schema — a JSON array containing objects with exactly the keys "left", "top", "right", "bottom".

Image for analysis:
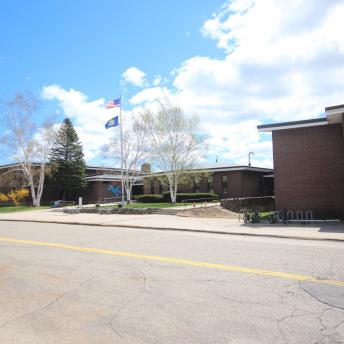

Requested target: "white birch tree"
[
  {"left": 102, "top": 113, "right": 149, "bottom": 202},
  {"left": 0, "top": 92, "right": 56, "bottom": 206},
  {"left": 142, "top": 99, "right": 205, "bottom": 203}
]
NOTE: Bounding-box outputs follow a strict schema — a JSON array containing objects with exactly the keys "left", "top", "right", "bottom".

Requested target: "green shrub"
[
  {"left": 135, "top": 194, "right": 164, "bottom": 203},
  {"left": 162, "top": 192, "right": 219, "bottom": 202}
]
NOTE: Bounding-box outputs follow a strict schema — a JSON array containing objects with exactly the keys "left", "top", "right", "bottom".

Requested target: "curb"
[{"left": 1, "top": 218, "right": 344, "bottom": 243}]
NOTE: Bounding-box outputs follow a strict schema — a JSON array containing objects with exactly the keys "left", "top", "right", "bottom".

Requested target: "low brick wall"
[{"left": 221, "top": 196, "right": 275, "bottom": 212}]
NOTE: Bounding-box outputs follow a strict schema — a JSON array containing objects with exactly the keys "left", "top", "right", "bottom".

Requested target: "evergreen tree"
[{"left": 49, "top": 118, "right": 87, "bottom": 200}]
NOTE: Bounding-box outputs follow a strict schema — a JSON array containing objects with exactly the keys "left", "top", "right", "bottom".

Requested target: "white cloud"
[
  {"left": 153, "top": 75, "right": 162, "bottom": 86},
  {"left": 129, "top": 87, "right": 171, "bottom": 105},
  {"left": 128, "top": 0, "right": 344, "bottom": 167},
  {"left": 43, "top": 1, "right": 344, "bottom": 168},
  {"left": 122, "top": 67, "right": 146, "bottom": 87},
  {"left": 42, "top": 85, "right": 119, "bottom": 162}
]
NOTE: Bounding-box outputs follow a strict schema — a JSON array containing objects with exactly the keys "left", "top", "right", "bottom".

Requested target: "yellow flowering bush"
[
  {"left": 0, "top": 193, "right": 9, "bottom": 202},
  {"left": 6, "top": 189, "right": 30, "bottom": 206}
]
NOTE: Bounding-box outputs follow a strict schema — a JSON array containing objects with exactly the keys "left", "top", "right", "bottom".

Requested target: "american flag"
[{"left": 105, "top": 98, "right": 121, "bottom": 109}]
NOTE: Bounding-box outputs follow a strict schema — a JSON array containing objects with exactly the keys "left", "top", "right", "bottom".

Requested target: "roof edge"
[
  {"left": 257, "top": 117, "right": 327, "bottom": 132},
  {"left": 325, "top": 104, "right": 344, "bottom": 112}
]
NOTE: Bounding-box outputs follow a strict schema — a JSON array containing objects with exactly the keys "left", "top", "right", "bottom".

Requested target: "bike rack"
[
  {"left": 278, "top": 210, "right": 284, "bottom": 222},
  {"left": 305, "top": 210, "right": 313, "bottom": 223},
  {"left": 296, "top": 210, "right": 303, "bottom": 222},
  {"left": 287, "top": 210, "right": 294, "bottom": 222}
]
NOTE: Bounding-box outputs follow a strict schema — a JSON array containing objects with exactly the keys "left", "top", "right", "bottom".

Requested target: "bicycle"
[{"left": 268, "top": 211, "right": 279, "bottom": 224}]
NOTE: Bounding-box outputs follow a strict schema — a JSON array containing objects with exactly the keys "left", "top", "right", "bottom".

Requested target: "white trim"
[
  {"left": 263, "top": 174, "right": 274, "bottom": 178},
  {"left": 194, "top": 167, "right": 272, "bottom": 173},
  {"left": 326, "top": 113, "right": 343, "bottom": 124},
  {"left": 0, "top": 162, "right": 41, "bottom": 170},
  {"left": 148, "top": 166, "right": 272, "bottom": 177},
  {"left": 258, "top": 120, "right": 328, "bottom": 132},
  {"left": 325, "top": 107, "right": 344, "bottom": 116}
]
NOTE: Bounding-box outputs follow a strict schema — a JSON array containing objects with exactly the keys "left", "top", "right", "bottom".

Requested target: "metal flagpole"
[{"left": 119, "top": 95, "right": 125, "bottom": 207}]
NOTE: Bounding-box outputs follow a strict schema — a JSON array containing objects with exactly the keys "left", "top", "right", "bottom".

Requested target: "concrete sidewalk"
[{"left": 0, "top": 209, "right": 344, "bottom": 242}]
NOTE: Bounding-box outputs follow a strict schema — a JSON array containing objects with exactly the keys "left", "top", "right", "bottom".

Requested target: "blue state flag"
[{"left": 105, "top": 116, "right": 120, "bottom": 129}]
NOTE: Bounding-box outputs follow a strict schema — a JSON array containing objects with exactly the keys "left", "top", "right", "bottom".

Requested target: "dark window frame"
[{"left": 222, "top": 175, "right": 228, "bottom": 194}]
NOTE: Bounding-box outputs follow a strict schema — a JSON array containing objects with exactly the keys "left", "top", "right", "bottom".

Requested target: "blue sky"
[
  {"left": 0, "top": 0, "right": 223, "bottom": 99},
  {"left": 1, "top": 0, "right": 344, "bottom": 167}
]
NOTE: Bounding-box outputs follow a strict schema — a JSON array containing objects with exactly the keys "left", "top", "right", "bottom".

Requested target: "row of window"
[
  {"left": 150, "top": 175, "right": 229, "bottom": 194},
  {"left": 193, "top": 176, "right": 213, "bottom": 193}
]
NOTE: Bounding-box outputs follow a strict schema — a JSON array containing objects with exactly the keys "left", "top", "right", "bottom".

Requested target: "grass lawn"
[
  {"left": 98, "top": 200, "right": 220, "bottom": 209},
  {"left": 260, "top": 211, "right": 271, "bottom": 220},
  {"left": 0, "top": 206, "right": 50, "bottom": 213},
  {"left": 125, "top": 202, "right": 185, "bottom": 209},
  {"left": 100, "top": 202, "right": 186, "bottom": 209}
]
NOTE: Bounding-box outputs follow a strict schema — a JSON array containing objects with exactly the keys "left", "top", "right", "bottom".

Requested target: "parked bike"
[
  {"left": 268, "top": 211, "right": 279, "bottom": 224},
  {"left": 241, "top": 209, "right": 261, "bottom": 224}
]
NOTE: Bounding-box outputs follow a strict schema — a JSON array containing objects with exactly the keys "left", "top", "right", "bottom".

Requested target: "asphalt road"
[{"left": 0, "top": 221, "right": 343, "bottom": 344}]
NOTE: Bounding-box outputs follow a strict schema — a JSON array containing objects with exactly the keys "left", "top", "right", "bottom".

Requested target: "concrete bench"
[
  {"left": 97, "top": 208, "right": 113, "bottom": 215},
  {"left": 52, "top": 201, "right": 76, "bottom": 208},
  {"left": 63, "top": 208, "right": 80, "bottom": 215}
]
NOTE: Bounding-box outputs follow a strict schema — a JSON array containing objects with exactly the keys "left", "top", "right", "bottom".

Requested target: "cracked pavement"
[{"left": 0, "top": 221, "right": 343, "bottom": 343}]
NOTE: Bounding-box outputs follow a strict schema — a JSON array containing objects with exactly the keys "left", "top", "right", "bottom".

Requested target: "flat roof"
[
  {"left": 0, "top": 163, "right": 271, "bottom": 178},
  {"left": 85, "top": 174, "right": 144, "bottom": 184},
  {"left": 148, "top": 165, "right": 273, "bottom": 177},
  {"left": 257, "top": 117, "right": 327, "bottom": 132},
  {"left": 325, "top": 104, "right": 344, "bottom": 111},
  {"left": 0, "top": 163, "right": 144, "bottom": 175},
  {"left": 0, "top": 162, "right": 42, "bottom": 170}
]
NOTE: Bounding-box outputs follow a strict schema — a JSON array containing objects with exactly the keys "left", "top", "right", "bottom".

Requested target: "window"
[
  {"left": 207, "top": 177, "right": 213, "bottom": 193},
  {"left": 194, "top": 176, "right": 200, "bottom": 193},
  {"left": 222, "top": 175, "right": 228, "bottom": 194}
]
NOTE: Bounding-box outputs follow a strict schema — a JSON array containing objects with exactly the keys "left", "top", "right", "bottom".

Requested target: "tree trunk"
[
  {"left": 35, "top": 164, "right": 45, "bottom": 207},
  {"left": 169, "top": 174, "right": 177, "bottom": 203},
  {"left": 125, "top": 185, "right": 131, "bottom": 202},
  {"left": 28, "top": 172, "right": 38, "bottom": 207},
  {"left": 173, "top": 177, "right": 178, "bottom": 204}
]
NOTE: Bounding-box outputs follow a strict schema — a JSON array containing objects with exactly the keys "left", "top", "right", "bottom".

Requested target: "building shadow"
[{"left": 318, "top": 223, "right": 344, "bottom": 233}]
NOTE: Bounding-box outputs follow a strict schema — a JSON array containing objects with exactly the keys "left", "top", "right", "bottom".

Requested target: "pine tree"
[{"left": 49, "top": 118, "right": 87, "bottom": 200}]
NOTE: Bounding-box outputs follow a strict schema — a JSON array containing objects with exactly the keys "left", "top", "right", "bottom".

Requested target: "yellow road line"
[{"left": 1, "top": 236, "right": 343, "bottom": 287}]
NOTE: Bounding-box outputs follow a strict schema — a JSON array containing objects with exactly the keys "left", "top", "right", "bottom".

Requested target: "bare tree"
[
  {"left": 102, "top": 112, "right": 149, "bottom": 202},
  {"left": 142, "top": 99, "right": 205, "bottom": 203},
  {"left": 0, "top": 92, "right": 56, "bottom": 206}
]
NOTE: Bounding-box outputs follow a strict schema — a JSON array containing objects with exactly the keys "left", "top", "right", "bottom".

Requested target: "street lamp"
[{"left": 248, "top": 152, "right": 255, "bottom": 166}]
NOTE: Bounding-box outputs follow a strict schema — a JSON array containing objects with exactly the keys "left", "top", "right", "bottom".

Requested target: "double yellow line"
[{"left": 1, "top": 236, "right": 343, "bottom": 287}]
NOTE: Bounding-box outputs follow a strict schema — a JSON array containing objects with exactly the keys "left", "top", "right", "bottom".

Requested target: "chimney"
[{"left": 141, "top": 163, "right": 151, "bottom": 174}]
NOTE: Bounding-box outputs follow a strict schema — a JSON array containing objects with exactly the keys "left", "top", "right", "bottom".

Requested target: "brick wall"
[
  {"left": 241, "top": 171, "right": 263, "bottom": 197},
  {"left": 82, "top": 181, "right": 122, "bottom": 204},
  {"left": 272, "top": 123, "right": 344, "bottom": 219},
  {"left": 143, "top": 170, "right": 271, "bottom": 199}
]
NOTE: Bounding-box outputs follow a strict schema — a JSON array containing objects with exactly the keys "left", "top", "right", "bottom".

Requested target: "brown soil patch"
[{"left": 177, "top": 206, "right": 238, "bottom": 219}]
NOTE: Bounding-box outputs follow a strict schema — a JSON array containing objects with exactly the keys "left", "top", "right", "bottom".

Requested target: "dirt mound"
[{"left": 177, "top": 206, "right": 238, "bottom": 219}]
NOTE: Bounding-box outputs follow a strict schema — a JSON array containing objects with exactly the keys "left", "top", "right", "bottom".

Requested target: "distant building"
[
  {"left": 258, "top": 104, "right": 344, "bottom": 219},
  {"left": 144, "top": 164, "right": 273, "bottom": 199},
  {"left": 0, "top": 164, "right": 144, "bottom": 204},
  {"left": 82, "top": 166, "right": 144, "bottom": 204},
  {"left": 0, "top": 163, "right": 273, "bottom": 204}
]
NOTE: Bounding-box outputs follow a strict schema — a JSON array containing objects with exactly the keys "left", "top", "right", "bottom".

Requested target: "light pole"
[{"left": 248, "top": 151, "right": 255, "bottom": 166}]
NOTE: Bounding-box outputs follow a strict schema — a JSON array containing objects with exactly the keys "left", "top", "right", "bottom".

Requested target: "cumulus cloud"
[
  {"left": 42, "top": 85, "right": 119, "bottom": 162},
  {"left": 43, "top": 1, "right": 344, "bottom": 168},
  {"left": 128, "top": 0, "right": 344, "bottom": 167},
  {"left": 129, "top": 87, "right": 172, "bottom": 105},
  {"left": 153, "top": 75, "right": 162, "bottom": 86},
  {"left": 122, "top": 66, "right": 146, "bottom": 86}
]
